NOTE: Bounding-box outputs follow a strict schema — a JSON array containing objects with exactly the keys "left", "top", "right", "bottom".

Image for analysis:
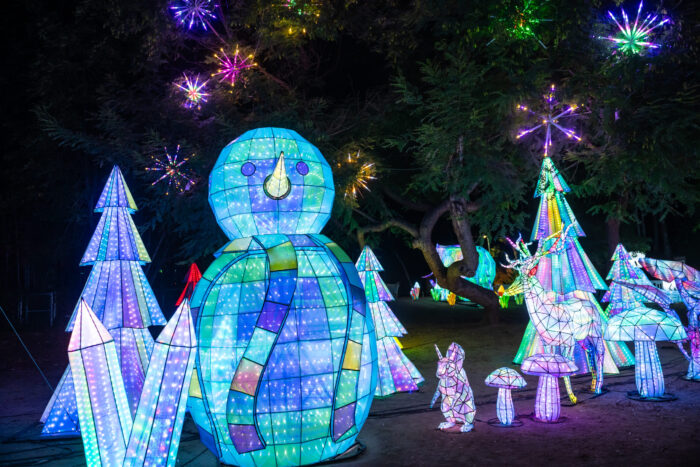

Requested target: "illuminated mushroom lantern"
[
  {"left": 604, "top": 307, "right": 687, "bottom": 399},
  {"left": 484, "top": 367, "right": 526, "bottom": 426},
  {"left": 521, "top": 353, "right": 577, "bottom": 423}
]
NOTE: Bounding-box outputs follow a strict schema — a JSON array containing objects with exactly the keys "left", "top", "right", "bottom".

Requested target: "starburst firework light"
[
  {"left": 489, "top": 0, "right": 551, "bottom": 49},
  {"left": 213, "top": 47, "right": 256, "bottom": 86},
  {"left": 516, "top": 84, "right": 582, "bottom": 158},
  {"left": 283, "top": 0, "right": 322, "bottom": 18},
  {"left": 339, "top": 150, "right": 376, "bottom": 200},
  {"left": 603, "top": 1, "right": 669, "bottom": 55},
  {"left": 170, "top": 0, "right": 218, "bottom": 31},
  {"left": 146, "top": 145, "right": 196, "bottom": 195},
  {"left": 175, "top": 74, "right": 209, "bottom": 109}
]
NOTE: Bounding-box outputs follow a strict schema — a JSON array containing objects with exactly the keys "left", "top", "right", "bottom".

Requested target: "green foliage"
[{"left": 5, "top": 0, "right": 699, "bottom": 301}]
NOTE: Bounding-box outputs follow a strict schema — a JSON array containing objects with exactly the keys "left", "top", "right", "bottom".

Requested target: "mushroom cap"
[
  {"left": 522, "top": 353, "right": 578, "bottom": 377},
  {"left": 603, "top": 306, "right": 687, "bottom": 342},
  {"left": 485, "top": 367, "right": 526, "bottom": 389}
]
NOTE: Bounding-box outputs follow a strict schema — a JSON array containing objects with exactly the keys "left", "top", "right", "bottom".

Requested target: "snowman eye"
[
  {"left": 296, "top": 161, "right": 309, "bottom": 176},
  {"left": 241, "top": 162, "right": 256, "bottom": 176}
]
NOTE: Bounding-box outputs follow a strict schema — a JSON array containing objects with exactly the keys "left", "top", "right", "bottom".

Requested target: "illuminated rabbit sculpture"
[
  {"left": 503, "top": 226, "right": 606, "bottom": 403},
  {"left": 430, "top": 343, "right": 475, "bottom": 433},
  {"left": 187, "top": 128, "right": 378, "bottom": 466}
]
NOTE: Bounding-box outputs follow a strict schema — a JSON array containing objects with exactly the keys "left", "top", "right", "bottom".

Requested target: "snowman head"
[{"left": 209, "top": 128, "right": 335, "bottom": 239}]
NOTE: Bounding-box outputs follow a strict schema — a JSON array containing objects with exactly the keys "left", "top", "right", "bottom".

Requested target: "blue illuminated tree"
[
  {"left": 356, "top": 246, "right": 423, "bottom": 396},
  {"left": 41, "top": 166, "right": 166, "bottom": 437},
  {"left": 601, "top": 244, "right": 654, "bottom": 316}
]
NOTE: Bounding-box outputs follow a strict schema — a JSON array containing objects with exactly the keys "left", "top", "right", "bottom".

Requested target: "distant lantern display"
[{"left": 187, "top": 128, "right": 378, "bottom": 466}]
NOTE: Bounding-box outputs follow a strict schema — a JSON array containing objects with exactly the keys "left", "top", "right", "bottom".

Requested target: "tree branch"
[
  {"left": 356, "top": 218, "right": 419, "bottom": 247},
  {"left": 381, "top": 186, "right": 432, "bottom": 212}
]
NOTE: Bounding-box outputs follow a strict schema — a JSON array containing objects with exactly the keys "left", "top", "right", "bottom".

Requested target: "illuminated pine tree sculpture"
[
  {"left": 69, "top": 300, "right": 133, "bottom": 465},
  {"left": 512, "top": 157, "right": 635, "bottom": 381},
  {"left": 601, "top": 244, "right": 654, "bottom": 316},
  {"left": 356, "top": 246, "right": 424, "bottom": 396},
  {"left": 125, "top": 299, "right": 196, "bottom": 466},
  {"left": 41, "top": 166, "right": 166, "bottom": 437},
  {"left": 510, "top": 87, "right": 635, "bottom": 401}
]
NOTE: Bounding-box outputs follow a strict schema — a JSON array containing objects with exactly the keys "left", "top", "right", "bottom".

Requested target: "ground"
[{"left": 1, "top": 298, "right": 699, "bottom": 466}]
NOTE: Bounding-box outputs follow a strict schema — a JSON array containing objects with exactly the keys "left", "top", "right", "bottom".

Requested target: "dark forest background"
[{"left": 1, "top": 0, "right": 698, "bottom": 324}]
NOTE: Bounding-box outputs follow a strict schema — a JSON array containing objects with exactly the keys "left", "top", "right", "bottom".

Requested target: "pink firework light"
[
  {"left": 516, "top": 84, "right": 582, "bottom": 158},
  {"left": 170, "top": 0, "right": 218, "bottom": 31},
  {"left": 175, "top": 74, "right": 209, "bottom": 109},
  {"left": 213, "top": 47, "right": 256, "bottom": 86},
  {"left": 146, "top": 145, "right": 196, "bottom": 195}
]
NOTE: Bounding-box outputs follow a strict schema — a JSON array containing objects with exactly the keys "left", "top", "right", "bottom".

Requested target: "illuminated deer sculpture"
[{"left": 503, "top": 226, "right": 606, "bottom": 403}]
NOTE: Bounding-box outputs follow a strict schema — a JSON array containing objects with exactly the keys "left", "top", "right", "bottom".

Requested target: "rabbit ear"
[
  {"left": 435, "top": 344, "right": 443, "bottom": 359},
  {"left": 447, "top": 343, "right": 464, "bottom": 362}
]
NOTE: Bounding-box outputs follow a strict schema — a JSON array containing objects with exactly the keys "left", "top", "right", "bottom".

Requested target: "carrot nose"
[{"left": 264, "top": 151, "right": 291, "bottom": 199}]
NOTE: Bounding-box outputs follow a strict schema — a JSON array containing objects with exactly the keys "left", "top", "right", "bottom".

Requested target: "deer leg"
[
  {"left": 563, "top": 377, "right": 577, "bottom": 405},
  {"left": 579, "top": 340, "right": 597, "bottom": 393},
  {"left": 591, "top": 333, "right": 605, "bottom": 394},
  {"left": 561, "top": 345, "right": 577, "bottom": 404}
]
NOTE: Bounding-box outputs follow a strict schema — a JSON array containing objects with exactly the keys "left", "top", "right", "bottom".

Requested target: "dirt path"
[{"left": 1, "top": 298, "right": 698, "bottom": 466}]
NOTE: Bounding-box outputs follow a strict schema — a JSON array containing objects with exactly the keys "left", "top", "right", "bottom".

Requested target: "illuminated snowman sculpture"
[{"left": 188, "top": 128, "right": 378, "bottom": 466}]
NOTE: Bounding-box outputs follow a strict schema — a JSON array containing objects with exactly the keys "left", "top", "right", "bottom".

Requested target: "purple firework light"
[
  {"left": 175, "top": 74, "right": 209, "bottom": 109},
  {"left": 602, "top": 1, "right": 669, "bottom": 55},
  {"left": 146, "top": 145, "right": 196, "bottom": 195},
  {"left": 516, "top": 84, "right": 582, "bottom": 158},
  {"left": 170, "top": 0, "right": 218, "bottom": 31},
  {"left": 213, "top": 47, "right": 256, "bottom": 86}
]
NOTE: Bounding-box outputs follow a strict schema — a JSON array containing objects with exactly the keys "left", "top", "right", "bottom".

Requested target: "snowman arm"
[{"left": 226, "top": 238, "right": 298, "bottom": 454}]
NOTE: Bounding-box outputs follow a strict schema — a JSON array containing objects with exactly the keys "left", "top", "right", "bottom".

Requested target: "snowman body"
[{"left": 188, "top": 128, "right": 377, "bottom": 466}]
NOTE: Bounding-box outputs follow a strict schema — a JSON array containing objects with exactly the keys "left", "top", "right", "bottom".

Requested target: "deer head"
[{"left": 501, "top": 223, "right": 576, "bottom": 295}]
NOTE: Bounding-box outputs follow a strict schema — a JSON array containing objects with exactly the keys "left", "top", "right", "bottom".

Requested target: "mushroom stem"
[
  {"left": 534, "top": 375, "right": 560, "bottom": 422},
  {"left": 635, "top": 340, "right": 664, "bottom": 398},
  {"left": 496, "top": 387, "right": 514, "bottom": 425}
]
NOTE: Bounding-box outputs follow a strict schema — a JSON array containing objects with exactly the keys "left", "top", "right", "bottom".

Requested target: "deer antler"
[
  {"left": 502, "top": 253, "right": 524, "bottom": 270},
  {"left": 539, "top": 222, "right": 578, "bottom": 257}
]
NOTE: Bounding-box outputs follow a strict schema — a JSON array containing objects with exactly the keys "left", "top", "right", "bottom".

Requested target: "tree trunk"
[
  {"left": 660, "top": 219, "right": 672, "bottom": 259},
  {"left": 606, "top": 217, "right": 620, "bottom": 257},
  {"left": 449, "top": 195, "right": 479, "bottom": 276},
  {"left": 357, "top": 199, "right": 500, "bottom": 324}
]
